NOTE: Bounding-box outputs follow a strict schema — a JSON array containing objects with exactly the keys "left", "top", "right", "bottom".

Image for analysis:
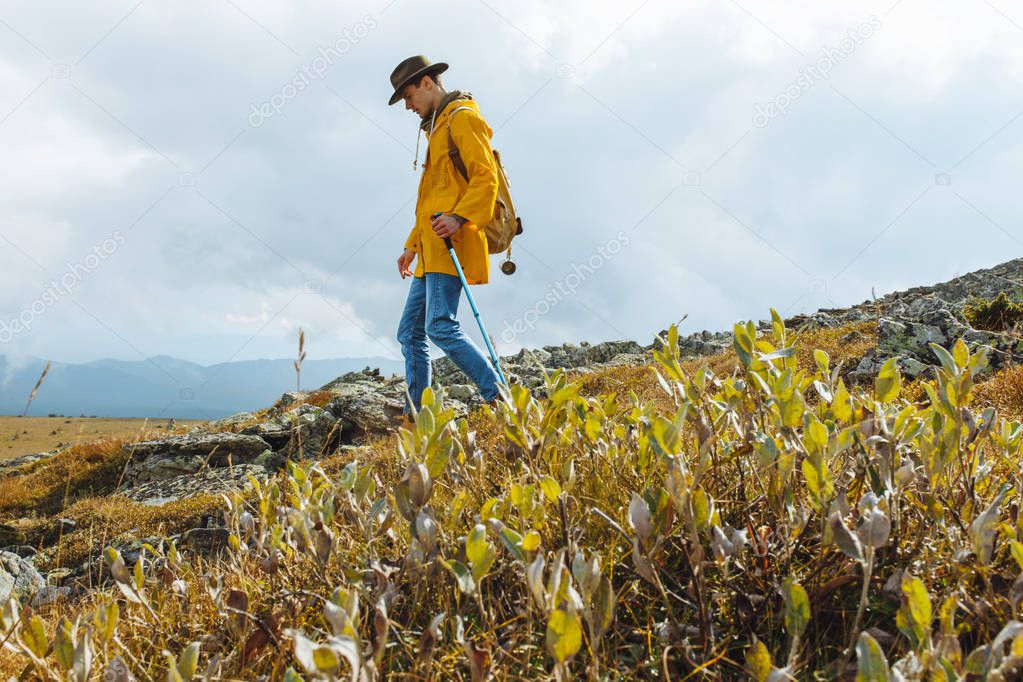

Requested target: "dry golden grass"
[
  {"left": 0, "top": 439, "right": 130, "bottom": 520},
  {"left": 0, "top": 416, "right": 200, "bottom": 461},
  {"left": 972, "top": 363, "right": 1023, "bottom": 420},
  {"left": 35, "top": 493, "right": 226, "bottom": 574},
  {"left": 789, "top": 319, "right": 876, "bottom": 373},
  {"left": 574, "top": 320, "right": 878, "bottom": 410},
  {"left": 289, "top": 389, "right": 334, "bottom": 409}
]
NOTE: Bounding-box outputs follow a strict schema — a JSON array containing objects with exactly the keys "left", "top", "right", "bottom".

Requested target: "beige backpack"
[{"left": 446, "top": 105, "right": 523, "bottom": 274}]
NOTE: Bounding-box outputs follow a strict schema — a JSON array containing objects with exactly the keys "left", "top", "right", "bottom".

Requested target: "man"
[{"left": 387, "top": 55, "right": 502, "bottom": 419}]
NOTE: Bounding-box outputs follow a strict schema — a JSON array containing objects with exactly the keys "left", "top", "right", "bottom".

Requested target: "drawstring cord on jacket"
[
  {"left": 413, "top": 128, "right": 420, "bottom": 171},
  {"left": 413, "top": 108, "right": 438, "bottom": 171}
]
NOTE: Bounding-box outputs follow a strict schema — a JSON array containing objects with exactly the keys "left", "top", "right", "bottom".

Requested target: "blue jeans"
[{"left": 396, "top": 273, "right": 501, "bottom": 414}]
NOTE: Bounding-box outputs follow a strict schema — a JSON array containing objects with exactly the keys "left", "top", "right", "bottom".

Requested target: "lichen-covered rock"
[
  {"left": 277, "top": 391, "right": 305, "bottom": 408},
  {"left": 242, "top": 404, "right": 338, "bottom": 458},
  {"left": 0, "top": 551, "right": 45, "bottom": 604},
  {"left": 0, "top": 450, "right": 57, "bottom": 478},
  {"left": 198, "top": 412, "right": 257, "bottom": 433},
  {"left": 120, "top": 462, "right": 270, "bottom": 505},
  {"left": 431, "top": 340, "right": 648, "bottom": 396},
  {"left": 322, "top": 369, "right": 410, "bottom": 442},
  {"left": 121, "top": 433, "right": 272, "bottom": 486}
]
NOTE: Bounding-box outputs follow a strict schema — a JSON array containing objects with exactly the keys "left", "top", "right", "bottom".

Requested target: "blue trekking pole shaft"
[{"left": 433, "top": 213, "right": 507, "bottom": 386}]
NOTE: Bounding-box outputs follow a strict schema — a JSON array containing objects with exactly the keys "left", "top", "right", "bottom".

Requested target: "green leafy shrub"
[
  {"left": 3, "top": 309, "right": 1023, "bottom": 680},
  {"left": 964, "top": 291, "right": 1023, "bottom": 332}
]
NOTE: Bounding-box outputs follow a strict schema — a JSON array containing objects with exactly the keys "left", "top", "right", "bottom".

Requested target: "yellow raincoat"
[{"left": 404, "top": 98, "right": 498, "bottom": 285}]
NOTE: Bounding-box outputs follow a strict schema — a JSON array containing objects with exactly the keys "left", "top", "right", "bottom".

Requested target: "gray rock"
[
  {"left": 278, "top": 391, "right": 305, "bottom": 408},
  {"left": 0, "top": 551, "right": 46, "bottom": 604},
  {"left": 120, "top": 462, "right": 271, "bottom": 505},
  {"left": 0, "top": 450, "right": 56, "bottom": 477},
  {"left": 121, "top": 432, "right": 272, "bottom": 486},
  {"left": 199, "top": 412, "right": 257, "bottom": 433},
  {"left": 243, "top": 404, "right": 338, "bottom": 458},
  {"left": 900, "top": 357, "right": 930, "bottom": 379},
  {"left": 446, "top": 384, "right": 475, "bottom": 402},
  {"left": 840, "top": 330, "right": 867, "bottom": 345},
  {"left": 323, "top": 369, "right": 408, "bottom": 442},
  {"left": 6, "top": 545, "right": 36, "bottom": 559}
]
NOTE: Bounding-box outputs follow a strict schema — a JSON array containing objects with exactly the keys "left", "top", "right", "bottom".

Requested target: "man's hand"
[
  {"left": 397, "top": 248, "right": 415, "bottom": 279},
  {"left": 431, "top": 213, "right": 464, "bottom": 239}
]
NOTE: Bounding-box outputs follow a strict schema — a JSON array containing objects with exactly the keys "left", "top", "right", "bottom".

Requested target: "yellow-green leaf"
[
  {"left": 806, "top": 418, "right": 829, "bottom": 454},
  {"left": 480, "top": 497, "right": 503, "bottom": 523},
  {"left": 896, "top": 573, "right": 931, "bottom": 649},
  {"left": 545, "top": 606, "right": 583, "bottom": 663},
  {"left": 874, "top": 358, "right": 902, "bottom": 403},
  {"left": 466, "top": 524, "right": 490, "bottom": 566},
  {"left": 177, "top": 641, "right": 200, "bottom": 679},
  {"left": 540, "top": 476, "right": 561, "bottom": 502},
  {"left": 53, "top": 618, "right": 73, "bottom": 671},
  {"left": 746, "top": 636, "right": 772, "bottom": 681},
  {"left": 782, "top": 576, "right": 810, "bottom": 640},
  {"left": 692, "top": 487, "right": 711, "bottom": 531},
  {"left": 802, "top": 455, "right": 833, "bottom": 511},
  {"left": 952, "top": 338, "right": 969, "bottom": 371},
  {"left": 855, "top": 631, "right": 891, "bottom": 681},
  {"left": 813, "top": 349, "right": 829, "bottom": 374},
  {"left": 1011, "top": 541, "right": 1023, "bottom": 571},
  {"left": 312, "top": 645, "right": 340, "bottom": 672},
  {"left": 133, "top": 556, "right": 144, "bottom": 590},
  {"left": 96, "top": 600, "right": 118, "bottom": 645},
  {"left": 832, "top": 381, "right": 852, "bottom": 422},
  {"left": 22, "top": 614, "right": 48, "bottom": 659}
]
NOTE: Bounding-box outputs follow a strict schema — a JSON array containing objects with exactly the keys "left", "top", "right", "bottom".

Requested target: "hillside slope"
[{"left": 0, "top": 258, "right": 1019, "bottom": 679}]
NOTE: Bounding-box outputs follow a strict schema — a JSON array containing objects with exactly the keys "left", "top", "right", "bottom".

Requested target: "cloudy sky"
[{"left": 1, "top": 0, "right": 1020, "bottom": 371}]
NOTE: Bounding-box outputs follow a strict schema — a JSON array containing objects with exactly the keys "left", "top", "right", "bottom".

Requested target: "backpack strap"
[{"left": 445, "top": 105, "right": 476, "bottom": 182}]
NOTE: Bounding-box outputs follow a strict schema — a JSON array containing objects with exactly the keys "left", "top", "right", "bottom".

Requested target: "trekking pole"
[{"left": 433, "top": 213, "right": 508, "bottom": 386}]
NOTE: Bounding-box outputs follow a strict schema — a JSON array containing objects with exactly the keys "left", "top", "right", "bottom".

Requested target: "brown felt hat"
[{"left": 388, "top": 55, "right": 448, "bottom": 105}]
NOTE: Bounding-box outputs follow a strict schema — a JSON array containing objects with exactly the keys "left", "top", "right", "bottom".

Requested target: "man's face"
[{"left": 401, "top": 77, "right": 433, "bottom": 117}]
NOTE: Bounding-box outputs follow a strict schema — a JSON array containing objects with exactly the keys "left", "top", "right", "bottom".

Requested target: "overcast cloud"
[{"left": 1, "top": 0, "right": 1020, "bottom": 373}]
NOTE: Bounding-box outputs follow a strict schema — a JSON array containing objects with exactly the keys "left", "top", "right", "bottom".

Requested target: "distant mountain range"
[{"left": 0, "top": 354, "right": 404, "bottom": 419}]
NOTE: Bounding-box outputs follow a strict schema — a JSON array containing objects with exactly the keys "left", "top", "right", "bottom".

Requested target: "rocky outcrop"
[
  {"left": 322, "top": 369, "right": 425, "bottom": 440},
  {"left": 9, "top": 257, "right": 1022, "bottom": 602},
  {"left": 647, "top": 258, "right": 1023, "bottom": 384},
  {"left": 432, "top": 340, "right": 648, "bottom": 395},
  {"left": 120, "top": 432, "right": 273, "bottom": 487},
  {"left": 241, "top": 404, "right": 338, "bottom": 459},
  {"left": 200, "top": 412, "right": 257, "bottom": 433},
  {"left": 122, "top": 462, "right": 271, "bottom": 506},
  {"left": 0, "top": 450, "right": 58, "bottom": 478},
  {"left": 811, "top": 259, "right": 1023, "bottom": 381}
]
